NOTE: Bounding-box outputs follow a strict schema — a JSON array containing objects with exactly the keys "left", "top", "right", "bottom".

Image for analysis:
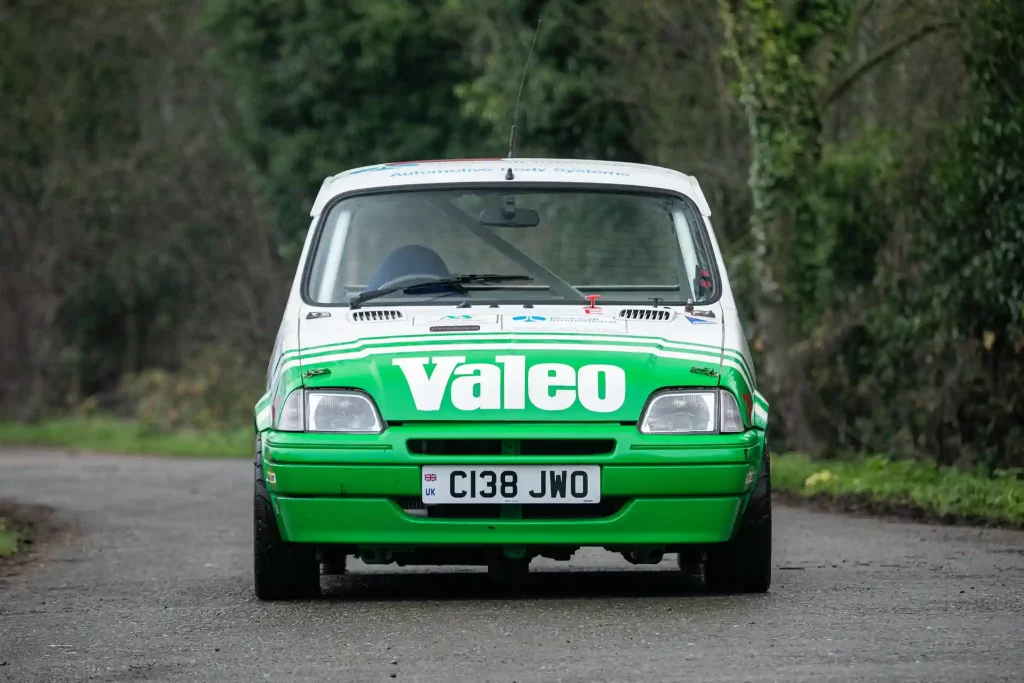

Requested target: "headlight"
[
  {"left": 639, "top": 389, "right": 746, "bottom": 434},
  {"left": 273, "top": 389, "right": 384, "bottom": 433},
  {"left": 719, "top": 391, "right": 745, "bottom": 433},
  {"left": 307, "top": 391, "right": 384, "bottom": 433},
  {"left": 275, "top": 389, "right": 305, "bottom": 431}
]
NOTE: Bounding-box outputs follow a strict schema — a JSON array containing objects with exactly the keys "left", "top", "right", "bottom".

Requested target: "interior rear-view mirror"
[{"left": 478, "top": 197, "right": 541, "bottom": 228}]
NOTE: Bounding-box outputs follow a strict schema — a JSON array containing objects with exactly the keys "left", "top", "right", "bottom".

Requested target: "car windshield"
[{"left": 306, "top": 187, "right": 717, "bottom": 306}]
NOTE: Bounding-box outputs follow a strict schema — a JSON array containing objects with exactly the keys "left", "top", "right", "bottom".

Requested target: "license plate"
[{"left": 421, "top": 465, "right": 600, "bottom": 504}]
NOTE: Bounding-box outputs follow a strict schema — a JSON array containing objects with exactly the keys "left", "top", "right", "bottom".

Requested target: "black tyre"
[
  {"left": 253, "top": 471, "right": 320, "bottom": 601},
  {"left": 704, "top": 448, "right": 772, "bottom": 594}
]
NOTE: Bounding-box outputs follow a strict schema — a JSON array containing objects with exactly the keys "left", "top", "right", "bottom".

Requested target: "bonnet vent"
[
  {"left": 617, "top": 308, "right": 675, "bottom": 322},
  {"left": 349, "top": 310, "right": 405, "bottom": 322}
]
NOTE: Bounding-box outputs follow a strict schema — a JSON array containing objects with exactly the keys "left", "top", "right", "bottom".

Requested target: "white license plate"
[{"left": 421, "top": 465, "right": 600, "bottom": 504}]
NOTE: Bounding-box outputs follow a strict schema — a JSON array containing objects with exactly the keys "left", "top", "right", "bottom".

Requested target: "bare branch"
[{"left": 821, "top": 18, "right": 954, "bottom": 107}]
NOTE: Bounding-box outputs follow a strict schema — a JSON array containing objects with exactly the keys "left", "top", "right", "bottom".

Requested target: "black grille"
[
  {"left": 350, "top": 309, "right": 404, "bottom": 322},
  {"left": 407, "top": 439, "right": 615, "bottom": 456},
  {"left": 618, "top": 308, "right": 673, "bottom": 321},
  {"left": 394, "top": 497, "right": 628, "bottom": 520}
]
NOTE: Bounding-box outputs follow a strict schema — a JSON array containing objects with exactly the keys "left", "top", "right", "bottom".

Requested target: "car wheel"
[
  {"left": 704, "top": 448, "right": 772, "bottom": 594},
  {"left": 253, "top": 470, "right": 320, "bottom": 601}
]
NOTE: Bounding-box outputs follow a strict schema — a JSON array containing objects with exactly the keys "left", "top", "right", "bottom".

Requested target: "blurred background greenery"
[{"left": 2, "top": 0, "right": 1022, "bottom": 470}]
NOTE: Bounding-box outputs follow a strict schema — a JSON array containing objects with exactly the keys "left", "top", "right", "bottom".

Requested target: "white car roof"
[{"left": 309, "top": 158, "right": 712, "bottom": 217}]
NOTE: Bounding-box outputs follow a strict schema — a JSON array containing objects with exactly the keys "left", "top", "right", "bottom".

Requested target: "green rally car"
[{"left": 252, "top": 158, "right": 771, "bottom": 599}]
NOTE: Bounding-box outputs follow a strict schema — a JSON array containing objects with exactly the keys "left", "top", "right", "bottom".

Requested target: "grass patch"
[
  {"left": 0, "top": 417, "right": 251, "bottom": 458},
  {"left": 774, "top": 453, "right": 1024, "bottom": 528},
  {"left": 2, "top": 421, "right": 1022, "bottom": 527},
  {"left": 0, "top": 517, "right": 21, "bottom": 558}
]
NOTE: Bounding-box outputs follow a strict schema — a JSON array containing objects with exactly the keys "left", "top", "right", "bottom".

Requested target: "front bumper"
[{"left": 262, "top": 423, "right": 765, "bottom": 547}]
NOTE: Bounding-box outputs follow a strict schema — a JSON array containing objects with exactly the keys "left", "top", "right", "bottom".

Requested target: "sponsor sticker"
[
  {"left": 504, "top": 314, "right": 625, "bottom": 333},
  {"left": 350, "top": 162, "right": 421, "bottom": 175},
  {"left": 392, "top": 355, "right": 627, "bottom": 413},
  {"left": 685, "top": 315, "right": 716, "bottom": 325},
  {"left": 413, "top": 314, "right": 498, "bottom": 326},
  {"left": 429, "top": 325, "right": 481, "bottom": 332},
  {"left": 687, "top": 309, "right": 716, "bottom": 318}
]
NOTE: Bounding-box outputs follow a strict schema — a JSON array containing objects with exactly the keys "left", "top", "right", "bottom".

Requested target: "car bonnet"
[{"left": 289, "top": 303, "right": 731, "bottom": 423}]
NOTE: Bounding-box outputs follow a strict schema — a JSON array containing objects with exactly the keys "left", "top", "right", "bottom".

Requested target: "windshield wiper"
[{"left": 349, "top": 273, "right": 534, "bottom": 309}]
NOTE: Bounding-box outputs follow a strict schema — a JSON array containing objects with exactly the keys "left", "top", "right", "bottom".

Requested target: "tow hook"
[
  {"left": 622, "top": 548, "right": 665, "bottom": 565},
  {"left": 358, "top": 548, "right": 393, "bottom": 565}
]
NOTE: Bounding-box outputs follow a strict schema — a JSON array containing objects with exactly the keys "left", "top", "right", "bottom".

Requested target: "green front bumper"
[{"left": 262, "top": 423, "right": 765, "bottom": 547}]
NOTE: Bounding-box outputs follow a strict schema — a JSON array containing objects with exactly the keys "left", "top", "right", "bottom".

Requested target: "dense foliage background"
[{"left": 2, "top": 0, "right": 1021, "bottom": 467}]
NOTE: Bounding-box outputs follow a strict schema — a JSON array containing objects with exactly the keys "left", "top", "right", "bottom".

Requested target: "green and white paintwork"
[{"left": 254, "top": 158, "right": 769, "bottom": 552}]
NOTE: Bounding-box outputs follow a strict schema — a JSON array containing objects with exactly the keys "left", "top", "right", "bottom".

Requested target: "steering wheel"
[{"left": 373, "top": 273, "right": 444, "bottom": 291}]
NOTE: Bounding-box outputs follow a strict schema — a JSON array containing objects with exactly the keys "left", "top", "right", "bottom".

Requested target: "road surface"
[{"left": 1, "top": 449, "right": 1022, "bottom": 682}]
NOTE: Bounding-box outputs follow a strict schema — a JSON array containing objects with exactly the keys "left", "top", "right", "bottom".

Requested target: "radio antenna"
[{"left": 507, "top": 19, "right": 542, "bottom": 159}]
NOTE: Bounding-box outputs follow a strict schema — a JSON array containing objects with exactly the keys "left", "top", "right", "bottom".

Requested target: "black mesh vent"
[
  {"left": 617, "top": 308, "right": 673, "bottom": 321},
  {"left": 407, "top": 439, "right": 615, "bottom": 456},
  {"left": 393, "top": 497, "right": 628, "bottom": 520},
  {"left": 350, "top": 310, "right": 404, "bottom": 322}
]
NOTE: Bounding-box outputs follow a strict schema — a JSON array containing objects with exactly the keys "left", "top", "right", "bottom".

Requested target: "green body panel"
[
  {"left": 254, "top": 332, "right": 770, "bottom": 551},
  {"left": 255, "top": 333, "right": 770, "bottom": 431},
  {"left": 301, "top": 341, "right": 721, "bottom": 423},
  {"left": 272, "top": 497, "right": 745, "bottom": 546},
  {"left": 259, "top": 333, "right": 759, "bottom": 416},
  {"left": 260, "top": 425, "right": 764, "bottom": 547}
]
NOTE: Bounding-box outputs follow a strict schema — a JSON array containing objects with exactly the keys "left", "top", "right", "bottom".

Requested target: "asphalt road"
[{"left": 1, "top": 449, "right": 1022, "bottom": 683}]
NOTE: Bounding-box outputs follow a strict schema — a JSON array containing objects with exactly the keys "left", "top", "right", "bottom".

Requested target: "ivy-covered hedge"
[
  {"left": 774, "top": 453, "right": 1024, "bottom": 528},
  {"left": 718, "top": 0, "right": 1024, "bottom": 468}
]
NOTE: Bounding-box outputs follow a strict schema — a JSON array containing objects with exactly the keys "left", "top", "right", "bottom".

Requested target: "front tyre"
[
  {"left": 704, "top": 448, "right": 772, "bottom": 594},
  {"left": 253, "top": 476, "right": 320, "bottom": 601}
]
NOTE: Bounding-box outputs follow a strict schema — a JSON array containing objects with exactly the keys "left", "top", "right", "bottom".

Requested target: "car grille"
[
  {"left": 393, "top": 497, "right": 628, "bottom": 520},
  {"left": 617, "top": 308, "right": 674, "bottom": 321},
  {"left": 406, "top": 439, "right": 616, "bottom": 456},
  {"left": 348, "top": 309, "right": 404, "bottom": 322}
]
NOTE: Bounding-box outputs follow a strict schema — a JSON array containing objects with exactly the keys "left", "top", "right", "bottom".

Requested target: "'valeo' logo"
[{"left": 392, "top": 355, "right": 626, "bottom": 412}]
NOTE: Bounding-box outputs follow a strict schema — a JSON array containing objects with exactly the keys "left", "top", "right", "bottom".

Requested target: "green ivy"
[{"left": 718, "top": 0, "right": 851, "bottom": 321}]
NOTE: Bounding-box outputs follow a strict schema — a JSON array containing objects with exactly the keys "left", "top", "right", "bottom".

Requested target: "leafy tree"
[
  {"left": 918, "top": 0, "right": 1024, "bottom": 348},
  {"left": 203, "top": 0, "right": 488, "bottom": 257},
  {"left": 875, "top": 0, "right": 1024, "bottom": 467},
  {"left": 0, "top": 0, "right": 278, "bottom": 419},
  {"left": 451, "top": 0, "right": 643, "bottom": 161},
  {"left": 716, "top": 0, "right": 957, "bottom": 451}
]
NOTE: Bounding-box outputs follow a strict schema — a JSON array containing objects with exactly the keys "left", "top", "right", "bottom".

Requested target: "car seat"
[{"left": 365, "top": 245, "right": 452, "bottom": 292}]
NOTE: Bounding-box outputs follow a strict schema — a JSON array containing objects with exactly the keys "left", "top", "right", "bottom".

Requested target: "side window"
[
  {"left": 672, "top": 201, "right": 716, "bottom": 301},
  {"left": 266, "top": 325, "right": 284, "bottom": 389}
]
